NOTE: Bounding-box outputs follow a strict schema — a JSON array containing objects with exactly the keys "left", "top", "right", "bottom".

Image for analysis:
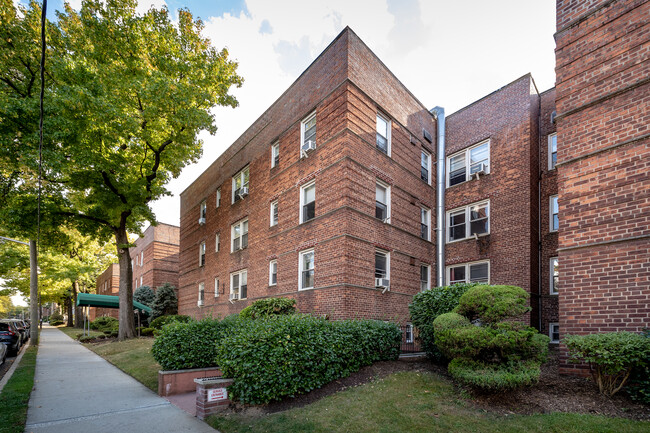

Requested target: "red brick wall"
[
  {"left": 555, "top": 0, "right": 650, "bottom": 374},
  {"left": 130, "top": 223, "right": 180, "bottom": 291},
  {"left": 93, "top": 263, "right": 120, "bottom": 319}
]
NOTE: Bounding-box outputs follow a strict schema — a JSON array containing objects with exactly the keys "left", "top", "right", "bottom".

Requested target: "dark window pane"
[
  {"left": 421, "top": 166, "right": 429, "bottom": 182},
  {"left": 421, "top": 223, "right": 428, "bottom": 239},
  {"left": 376, "top": 202, "right": 387, "bottom": 220},
  {"left": 376, "top": 134, "right": 388, "bottom": 154},
  {"left": 470, "top": 219, "right": 488, "bottom": 235},
  {"left": 233, "top": 237, "right": 240, "bottom": 251},
  {"left": 551, "top": 152, "right": 557, "bottom": 168},
  {"left": 449, "top": 266, "right": 465, "bottom": 283},
  {"left": 449, "top": 167, "right": 466, "bottom": 186},
  {"left": 470, "top": 263, "right": 489, "bottom": 282},
  {"left": 303, "top": 201, "right": 315, "bottom": 222},
  {"left": 450, "top": 224, "right": 465, "bottom": 241},
  {"left": 274, "top": 154, "right": 280, "bottom": 166},
  {"left": 553, "top": 214, "right": 559, "bottom": 230},
  {"left": 302, "top": 270, "right": 314, "bottom": 288},
  {"left": 242, "top": 233, "right": 248, "bottom": 249},
  {"left": 375, "top": 253, "right": 387, "bottom": 278},
  {"left": 240, "top": 284, "right": 247, "bottom": 299}
]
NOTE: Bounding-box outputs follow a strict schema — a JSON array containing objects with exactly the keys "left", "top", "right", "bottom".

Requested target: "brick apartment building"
[
  {"left": 554, "top": 0, "right": 650, "bottom": 373},
  {"left": 92, "top": 263, "right": 120, "bottom": 319}
]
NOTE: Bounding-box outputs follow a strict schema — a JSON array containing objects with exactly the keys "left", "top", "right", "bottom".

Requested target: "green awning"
[{"left": 76, "top": 293, "right": 152, "bottom": 314}]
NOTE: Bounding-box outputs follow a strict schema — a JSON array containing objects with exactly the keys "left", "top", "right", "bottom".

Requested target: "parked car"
[
  {"left": 6, "top": 319, "right": 28, "bottom": 344},
  {"left": 0, "top": 342, "right": 6, "bottom": 365},
  {"left": 0, "top": 321, "right": 21, "bottom": 355}
]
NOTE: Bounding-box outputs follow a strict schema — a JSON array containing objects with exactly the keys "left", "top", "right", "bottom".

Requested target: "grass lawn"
[
  {"left": 0, "top": 344, "right": 38, "bottom": 433},
  {"left": 208, "top": 371, "right": 649, "bottom": 433},
  {"left": 59, "top": 327, "right": 160, "bottom": 391}
]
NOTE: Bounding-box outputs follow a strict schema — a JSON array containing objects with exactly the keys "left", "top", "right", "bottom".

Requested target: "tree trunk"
[
  {"left": 66, "top": 288, "right": 74, "bottom": 327},
  {"left": 73, "top": 281, "right": 83, "bottom": 328},
  {"left": 116, "top": 224, "right": 136, "bottom": 340}
]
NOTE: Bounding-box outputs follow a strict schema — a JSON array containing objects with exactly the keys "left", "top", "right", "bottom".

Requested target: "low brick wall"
[
  {"left": 195, "top": 377, "right": 234, "bottom": 420},
  {"left": 158, "top": 367, "right": 222, "bottom": 396}
]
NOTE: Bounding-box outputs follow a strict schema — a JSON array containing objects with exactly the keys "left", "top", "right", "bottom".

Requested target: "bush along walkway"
[{"left": 24, "top": 326, "right": 216, "bottom": 433}]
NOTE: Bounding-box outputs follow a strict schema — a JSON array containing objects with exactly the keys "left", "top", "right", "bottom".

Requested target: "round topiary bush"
[
  {"left": 454, "top": 285, "right": 531, "bottom": 324},
  {"left": 239, "top": 297, "right": 296, "bottom": 319}
]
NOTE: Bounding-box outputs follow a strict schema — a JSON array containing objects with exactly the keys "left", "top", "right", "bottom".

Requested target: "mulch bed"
[{"left": 230, "top": 352, "right": 650, "bottom": 420}]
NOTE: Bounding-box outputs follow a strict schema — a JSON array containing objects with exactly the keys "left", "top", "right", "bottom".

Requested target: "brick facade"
[
  {"left": 93, "top": 263, "right": 120, "bottom": 319},
  {"left": 555, "top": 0, "right": 650, "bottom": 374},
  {"left": 130, "top": 223, "right": 180, "bottom": 291}
]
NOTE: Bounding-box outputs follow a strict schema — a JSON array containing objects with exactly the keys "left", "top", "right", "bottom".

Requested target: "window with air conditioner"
[
  {"left": 548, "top": 133, "right": 557, "bottom": 170},
  {"left": 447, "top": 140, "right": 490, "bottom": 187},
  {"left": 271, "top": 142, "right": 280, "bottom": 168},
  {"left": 447, "top": 201, "right": 489, "bottom": 242},
  {"left": 301, "top": 112, "right": 316, "bottom": 152},
  {"left": 298, "top": 249, "right": 314, "bottom": 290},
  {"left": 420, "top": 264, "right": 430, "bottom": 292},
  {"left": 420, "top": 207, "right": 431, "bottom": 241},
  {"left": 376, "top": 113, "right": 391, "bottom": 156},
  {"left": 300, "top": 181, "right": 315, "bottom": 223},
  {"left": 375, "top": 249, "right": 390, "bottom": 289},
  {"left": 549, "top": 323, "right": 560, "bottom": 343},
  {"left": 214, "top": 278, "right": 219, "bottom": 297},
  {"left": 269, "top": 260, "right": 277, "bottom": 286},
  {"left": 231, "top": 219, "right": 248, "bottom": 252},
  {"left": 550, "top": 257, "right": 559, "bottom": 295},
  {"left": 421, "top": 150, "right": 431, "bottom": 184},
  {"left": 230, "top": 269, "right": 247, "bottom": 300},
  {"left": 270, "top": 200, "right": 278, "bottom": 227},
  {"left": 232, "top": 166, "right": 250, "bottom": 203},
  {"left": 447, "top": 261, "right": 490, "bottom": 285},
  {"left": 198, "top": 282, "right": 205, "bottom": 306},
  {"left": 375, "top": 181, "right": 390, "bottom": 222},
  {"left": 198, "top": 241, "right": 206, "bottom": 267},
  {"left": 550, "top": 195, "right": 559, "bottom": 232}
]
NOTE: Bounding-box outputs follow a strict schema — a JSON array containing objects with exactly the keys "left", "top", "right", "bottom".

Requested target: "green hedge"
[
  {"left": 149, "top": 314, "right": 193, "bottom": 330},
  {"left": 215, "top": 315, "right": 401, "bottom": 404},
  {"left": 239, "top": 297, "right": 296, "bottom": 319},
  {"left": 626, "top": 329, "right": 650, "bottom": 403},
  {"left": 90, "top": 316, "right": 118, "bottom": 332}
]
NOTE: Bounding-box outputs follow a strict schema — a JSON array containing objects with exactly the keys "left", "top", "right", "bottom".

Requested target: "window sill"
[
  {"left": 550, "top": 292, "right": 559, "bottom": 296},
  {"left": 446, "top": 172, "right": 491, "bottom": 190},
  {"left": 446, "top": 233, "right": 490, "bottom": 244}
]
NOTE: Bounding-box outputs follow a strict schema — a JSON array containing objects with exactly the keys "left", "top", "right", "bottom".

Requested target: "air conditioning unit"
[
  {"left": 473, "top": 163, "right": 488, "bottom": 179},
  {"left": 302, "top": 140, "right": 316, "bottom": 153},
  {"left": 198, "top": 217, "right": 206, "bottom": 225},
  {"left": 229, "top": 292, "right": 239, "bottom": 301},
  {"left": 238, "top": 187, "right": 249, "bottom": 198},
  {"left": 375, "top": 278, "right": 390, "bottom": 289}
]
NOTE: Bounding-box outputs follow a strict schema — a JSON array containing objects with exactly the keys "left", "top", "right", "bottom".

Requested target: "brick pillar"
[{"left": 195, "top": 377, "right": 234, "bottom": 420}]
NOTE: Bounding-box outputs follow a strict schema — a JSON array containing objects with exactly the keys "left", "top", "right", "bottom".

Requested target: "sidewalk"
[{"left": 25, "top": 326, "right": 216, "bottom": 433}]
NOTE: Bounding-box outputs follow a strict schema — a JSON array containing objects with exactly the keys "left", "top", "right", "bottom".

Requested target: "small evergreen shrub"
[
  {"left": 134, "top": 285, "right": 155, "bottom": 307},
  {"left": 239, "top": 297, "right": 296, "bottom": 319},
  {"left": 149, "top": 314, "right": 193, "bottom": 330},
  {"left": 565, "top": 331, "right": 650, "bottom": 397},
  {"left": 409, "top": 283, "right": 476, "bottom": 360},
  {"left": 151, "top": 283, "right": 178, "bottom": 320},
  {"left": 216, "top": 315, "right": 401, "bottom": 404},
  {"left": 138, "top": 327, "right": 155, "bottom": 336},
  {"left": 90, "top": 316, "right": 119, "bottom": 332}
]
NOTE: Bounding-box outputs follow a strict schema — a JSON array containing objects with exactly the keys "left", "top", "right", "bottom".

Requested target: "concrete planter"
[{"left": 158, "top": 366, "right": 222, "bottom": 396}]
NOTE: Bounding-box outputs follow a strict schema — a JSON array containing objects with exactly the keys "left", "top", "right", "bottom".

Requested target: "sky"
[{"left": 9, "top": 1, "right": 556, "bottom": 306}]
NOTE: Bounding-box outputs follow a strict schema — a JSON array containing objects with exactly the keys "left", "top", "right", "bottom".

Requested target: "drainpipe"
[{"left": 431, "top": 106, "right": 446, "bottom": 287}]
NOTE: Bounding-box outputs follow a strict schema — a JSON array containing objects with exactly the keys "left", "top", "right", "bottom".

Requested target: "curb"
[{"left": 0, "top": 341, "right": 32, "bottom": 393}]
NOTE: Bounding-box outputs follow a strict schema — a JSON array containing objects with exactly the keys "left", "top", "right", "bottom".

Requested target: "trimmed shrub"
[
  {"left": 409, "top": 283, "right": 476, "bottom": 359},
  {"left": 454, "top": 285, "right": 530, "bottom": 324},
  {"left": 79, "top": 335, "right": 95, "bottom": 343},
  {"left": 565, "top": 331, "right": 650, "bottom": 397},
  {"left": 432, "top": 312, "right": 471, "bottom": 332},
  {"left": 626, "top": 329, "right": 650, "bottom": 404},
  {"left": 139, "top": 327, "right": 155, "bottom": 336},
  {"left": 134, "top": 285, "right": 155, "bottom": 307},
  {"left": 239, "top": 297, "right": 296, "bottom": 319},
  {"left": 151, "top": 283, "right": 178, "bottom": 320},
  {"left": 90, "top": 316, "right": 119, "bottom": 332},
  {"left": 216, "top": 315, "right": 401, "bottom": 404},
  {"left": 448, "top": 359, "right": 541, "bottom": 390},
  {"left": 49, "top": 312, "right": 64, "bottom": 326},
  {"left": 149, "top": 314, "right": 193, "bottom": 330}
]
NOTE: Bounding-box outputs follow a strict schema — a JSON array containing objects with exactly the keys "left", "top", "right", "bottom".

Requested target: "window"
[
  {"left": 550, "top": 257, "right": 559, "bottom": 295},
  {"left": 198, "top": 282, "right": 205, "bottom": 306},
  {"left": 231, "top": 219, "right": 248, "bottom": 252},
  {"left": 405, "top": 324, "right": 414, "bottom": 343},
  {"left": 199, "top": 241, "right": 206, "bottom": 267},
  {"left": 421, "top": 150, "right": 431, "bottom": 184},
  {"left": 214, "top": 278, "right": 219, "bottom": 297},
  {"left": 271, "top": 142, "right": 280, "bottom": 168},
  {"left": 420, "top": 264, "right": 430, "bottom": 292},
  {"left": 232, "top": 166, "right": 250, "bottom": 203},
  {"left": 140, "top": 276, "right": 143, "bottom": 287},
  {"left": 376, "top": 113, "right": 391, "bottom": 155},
  {"left": 299, "top": 249, "right": 314, "bottom": 290},
  {"left": 447, "top": 140, "right": 490, "bottom": 187},
  {"left": 375, "top": 181, "right": 390, "bottom": 222},
  {"left": 447, "top": 261, "right": 490, "bottom": 285},
  {"left": 270, "top": 200, "right": 278, "bottom": 227},
  {"left": 550, "top": 195, "right": 559, "bottom": 232},
  {"left": 230, "top": 270, "right": 247, "bottom": 300},
  {"left": 447, "top": 201, "right": 489, "bottom": 242},
  {"left": 215, "top": 233, "right": 220, "bottom": 252},
  {"left": 549, "top": 323, "right": 560, "bottom": 343},
  {"left": 375, "top": 249, "right": 390, "bottom": 284},
  {"left": 269, "top": 260, "right": 277, "bottom": 286},
  {"left": 301, "top": 112, "right": 316, "bottom": 149},
  {"left": 300, "top": 181, "right": 315, "bottom": 223},
  {"left": 140, "top": 252, "right": 143, "bottom": 266},
  {"left": 548, "top": 133, "right": 557, "bottom": 170},
  {"left": 216, "top": 188, "right": 221, "bottom": 208},
  {"left": 199, "top": 200, "right": 207, "bottom": 221},
  {"left": 420, "top": 207, "right": 431, "bottom": 241}
]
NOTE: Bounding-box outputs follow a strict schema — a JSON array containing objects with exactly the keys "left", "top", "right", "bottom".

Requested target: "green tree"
[
  {"left": 133, "top": 285, "right": 154, "bottom": 307},
  {"left": 151, "top": 283, "right": 178, "bottom": 319}
]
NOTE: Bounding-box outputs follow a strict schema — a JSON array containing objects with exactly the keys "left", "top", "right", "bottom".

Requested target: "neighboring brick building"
[
  {"left": 554, "top": 0, "right": 650, "bottom": 374},
  {"left": 130, "top": 223, "right": 181, "bottom": 291},
  {"left": 93, "top": 263, "right": 120, "bottom": 319}
]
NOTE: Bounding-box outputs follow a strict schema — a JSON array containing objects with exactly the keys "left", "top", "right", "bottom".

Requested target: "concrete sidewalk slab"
[{"left": 25, "top": 327, "right": 216, "bottom": 433}]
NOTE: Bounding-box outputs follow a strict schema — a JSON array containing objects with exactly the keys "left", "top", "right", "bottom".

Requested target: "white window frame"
[
  {"left": 549, "top": 322, "right": 560, "bottom": 343},
  {"left": 230, "top": 269, "right": 248, "bottom": 300},
  {"left": 550, "top": 195, "right": 559, "bottom": 232},
  {"left": 420, "top": 264, "right": 430, "bottom": 292},
  {"left": 198, "top": 282, "right": 205, "bottom": 306},
  {"left": 231, "top": 166, "right": 250, "bottom": 204},
  {"left": 270, "top": 200, "right": 278, "bottom": 227},
  {"left": 405, "top": 323, "right": 414, "bottom": 343},
  {"left": 301, "top": 112, "right": 317, "bottom": 150},
  {"left": 271, "top": 142, "right": 280, "bottom": 168},
  {"left": 374, "top": 249, "right": 390, "bottom": 284},
  {"left": 548, "top": 133, "right": 557, "bottom": 170},
  {"left": 420, "top": 207, "right": 431, "bottom": 241},
  {"left": 446, "top": 139, "right": 490, "bottom": 187},
  {"left": 376, "top": 113, "right": 391, "bottom": 156},
  {"left": 550, "top": 257, "right": 559, "bottom": 295},
  {"left": 200, "top": 200, "right": 207, "bottom": 220},
  {"left": 231, "top": 218, "right": 248, "bottom": 252},
  {"left": 299, "top": 181, "right": 316, "bottom": 224},
  {"left": 421, "top": 149, "right": 431, "bottom": 185},
  {"left": 446, "top": 200, "right": 490, "bottom": 243},
  {"left": 215, "top": 233, "right": 220, "bottom": 252},
  {"left": 199, "top": 241, "right": 206, "bottom": 267},
  {"left": 375, "top": 180, "right": 391, "bottom": 223},
  {"left": 269, "top": 259, "right": 277, "bottom": 286},
  {"left": 214, "top": 278, "right": 219, "bottom": 297},
  {"left": 446, "top": 260, "right": 490, "bottom": 285},
  {"left": 140, "top": 251, "right": 144, "bottom": 267},
  {"left": 298, "top": 248, "right": 315, "bottom": 291},
  {"left": 140, "top": 276, "right": 143, "bottom": 287},
  {"left": 216, "top": 188, "right": 221, "bottom": 208}
]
